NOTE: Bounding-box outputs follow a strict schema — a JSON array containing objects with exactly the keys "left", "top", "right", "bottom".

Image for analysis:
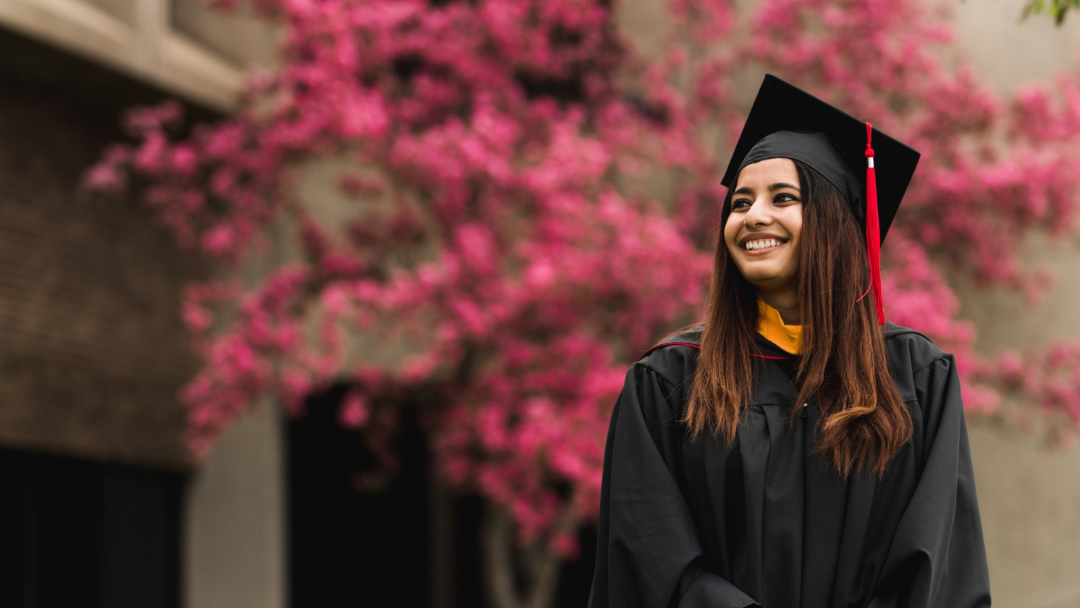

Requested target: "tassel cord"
[{"left": 865, "top": 122, "right": 885, "bottom": 325}]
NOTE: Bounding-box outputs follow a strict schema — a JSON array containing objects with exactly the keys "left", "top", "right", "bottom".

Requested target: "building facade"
[{"left": 2, "top": 0, "right": 1080, "bottom": 606}]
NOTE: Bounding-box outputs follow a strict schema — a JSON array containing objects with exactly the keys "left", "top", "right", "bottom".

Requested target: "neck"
[{"left": 759, "top": 291, "right": 800, "bottom": 325}]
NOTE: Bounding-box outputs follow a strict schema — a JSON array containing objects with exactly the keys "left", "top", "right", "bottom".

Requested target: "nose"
[{"left": 743, "top": 197, "right": 772, "bottom": 226}]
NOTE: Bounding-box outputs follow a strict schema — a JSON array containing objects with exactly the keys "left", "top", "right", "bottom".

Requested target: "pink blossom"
[
  {"left": 338, "top": 390, "right": 370, "bottom": 428},
  {"left": 83, "top": 0, "right": 1080, "bottom": 554}
]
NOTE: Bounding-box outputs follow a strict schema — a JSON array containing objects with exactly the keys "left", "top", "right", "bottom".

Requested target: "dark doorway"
[
  {"left": 287, "top": 384, "right": 432, "bottom": 607},
  {"left": 286, "top": 385, "right": 599, "bottom": 608}
]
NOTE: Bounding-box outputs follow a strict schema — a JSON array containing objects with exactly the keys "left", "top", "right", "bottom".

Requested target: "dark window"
[{"left": 0, "top": 448, "right": 182, "bottom": 608}]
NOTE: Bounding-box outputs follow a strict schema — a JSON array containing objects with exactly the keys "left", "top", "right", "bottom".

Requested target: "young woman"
[{"left": 587, "top": 76, "right": 991, "bottom": 608}]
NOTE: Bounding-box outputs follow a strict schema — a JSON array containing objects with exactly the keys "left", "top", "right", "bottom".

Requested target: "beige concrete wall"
[
  {"left": 951, "top": 2, "right": 1080, "bottom": 607},
  {"left": 179, "top": 210, "right": 291, "bottom": 608},
  {"left": 959, "top": 238, "right": 1080, "bottom": 608},
  {"left": 0, "top": 0, "right": 276, "bottom": 110},
  {"left": 183, "top": 399, "right": 287, "bottom": 608},
  {"left": 969, "top": 428, "right": 1080, "bottom": 608},
  {"left": 171, "top": 0, "right": 276, "bottom": 69},
  {"left": 953, "top": 0, "right": 1080, "bottom": 93}
]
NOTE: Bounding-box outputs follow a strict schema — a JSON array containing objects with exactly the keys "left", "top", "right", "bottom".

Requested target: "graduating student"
[{"left": 587, "top": 75, "right": 991, "bottom": 608}]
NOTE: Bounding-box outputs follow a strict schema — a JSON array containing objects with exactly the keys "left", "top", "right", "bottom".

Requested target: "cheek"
[
  {"left": 784, "top": 210, "right": 804, "bottom": 247},
  {"left": 786, "top": 220, "right": 803, "bottom": 271}
]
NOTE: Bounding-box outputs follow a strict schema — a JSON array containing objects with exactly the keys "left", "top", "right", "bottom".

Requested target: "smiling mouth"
[{"left": 742, "top": 238, "right": 786, "bottom": 251}]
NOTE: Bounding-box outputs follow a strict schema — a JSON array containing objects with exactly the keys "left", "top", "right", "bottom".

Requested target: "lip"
[{"left": 738, "top": 233, "right": 788, "bottom": 254}]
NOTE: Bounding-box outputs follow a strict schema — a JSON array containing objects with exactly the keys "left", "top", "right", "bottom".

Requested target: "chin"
[
  {"left": 738, "top": 266, "right": 788, "bottom": 286},
  {"left": 739, "top": 267, "right": 798, "bottom": 294}
]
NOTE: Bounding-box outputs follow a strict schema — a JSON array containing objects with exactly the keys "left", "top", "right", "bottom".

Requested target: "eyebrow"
[{"left": 733, "top": 182, "right": 801, "bottom": 195}]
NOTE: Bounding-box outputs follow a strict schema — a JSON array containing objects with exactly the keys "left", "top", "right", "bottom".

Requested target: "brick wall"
[{"left": 0, "top": 63, "right": 205, "bottom": 470}]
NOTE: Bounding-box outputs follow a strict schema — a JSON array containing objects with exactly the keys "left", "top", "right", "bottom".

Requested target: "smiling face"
[{"left": 723, "top": 157, "right": 803, "bottom": 303}]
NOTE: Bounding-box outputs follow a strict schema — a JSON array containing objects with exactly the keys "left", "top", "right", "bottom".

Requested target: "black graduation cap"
[{"left": 721, "top": 74, "right": 922, "bottom": 324}]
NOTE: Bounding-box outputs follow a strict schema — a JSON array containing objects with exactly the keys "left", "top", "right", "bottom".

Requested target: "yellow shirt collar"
[{"left": 757, "top": 300, "right": 803, "bottom": 355}]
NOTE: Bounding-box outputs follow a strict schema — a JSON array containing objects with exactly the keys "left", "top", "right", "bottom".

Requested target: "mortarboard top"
[
  {"left": 720, "top": 74, "right": 920, "bottom": 244},
  {"left": 720, "top": 74, "right": 922, "bottom": 324}
]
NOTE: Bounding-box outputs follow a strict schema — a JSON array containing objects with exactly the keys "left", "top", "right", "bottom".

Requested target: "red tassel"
[{"left": 865, "top": 122, "right": 885, "bottom": 325}]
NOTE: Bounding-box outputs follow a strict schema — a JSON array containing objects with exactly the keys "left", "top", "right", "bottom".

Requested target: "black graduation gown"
[{"left": 587, "top": 324, "right": 990, "bottom": 608}]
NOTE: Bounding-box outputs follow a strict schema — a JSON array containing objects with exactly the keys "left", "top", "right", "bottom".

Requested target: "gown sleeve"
[
  {"left": 588, "top": 363, "right": 760, "bottom": 608},
  {"left": 868, "top": 354, "right": 992, "bottom": 608}
]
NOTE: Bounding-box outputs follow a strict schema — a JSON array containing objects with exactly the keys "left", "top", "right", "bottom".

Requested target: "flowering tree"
[{"left": 85, "top": 0, "right": 1080, "bottom": 604}]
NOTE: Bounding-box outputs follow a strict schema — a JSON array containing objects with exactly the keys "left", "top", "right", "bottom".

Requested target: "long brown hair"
[{"left": 685, "top": 160, "right": 912, "bottom": 477}]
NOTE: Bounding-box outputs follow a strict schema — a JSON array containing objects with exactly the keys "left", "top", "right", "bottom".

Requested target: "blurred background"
[{"left": 2, "top": 0, "right": 1080, "bottom": 606}]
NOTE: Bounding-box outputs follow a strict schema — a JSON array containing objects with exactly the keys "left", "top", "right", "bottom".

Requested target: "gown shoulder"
[
  {"left": 882, "top": 321, "right": 955, "bottom": 403},
  {"left": 635, "top": 324, "right": 703, "bottom": 391},
  {"left": 883, "top": 321, "right": 946, "bottom": 364}
]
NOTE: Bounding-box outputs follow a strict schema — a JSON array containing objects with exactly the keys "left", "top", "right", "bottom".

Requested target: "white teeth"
[{"left": 745, "top": 239, "right": 782, "bottom": 251}]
